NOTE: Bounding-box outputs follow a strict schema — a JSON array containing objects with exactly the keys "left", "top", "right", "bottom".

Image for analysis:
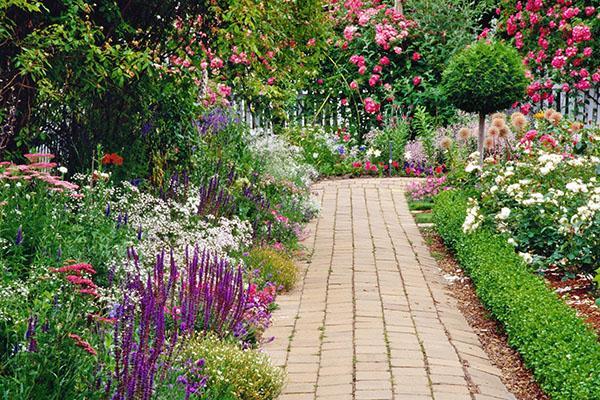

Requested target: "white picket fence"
[
  {"left": 529, "top": 86, "right": 599, "bottom": 126},
  {"left": 233, "top": 92, "right": 354, "bottom": 131},
  {"left": 233, "top": 86, "right": 600, "bottom": 131}
]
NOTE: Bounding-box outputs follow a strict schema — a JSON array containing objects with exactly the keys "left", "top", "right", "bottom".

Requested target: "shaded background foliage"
[{"left": 0, "top": 0, "right": 328, "bottom": 180}]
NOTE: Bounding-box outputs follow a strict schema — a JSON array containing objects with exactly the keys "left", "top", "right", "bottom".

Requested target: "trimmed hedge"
[{"left": 433, "top": 190, "right": 600, "bottom": 400}]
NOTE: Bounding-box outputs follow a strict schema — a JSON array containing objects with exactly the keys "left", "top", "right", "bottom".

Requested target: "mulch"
[
  {"left": 421, "top": 228, "right": 549, "bottom": 400},
  {"left": 544, "top": 267, "right": 600, "bottom": 337}
]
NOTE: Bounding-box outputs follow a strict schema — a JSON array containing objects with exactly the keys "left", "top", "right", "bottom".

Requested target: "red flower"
[
  {"left": 412, "top": 52, "right": 421, "bottom": 61},
  {"left": 101, "top": 153, "right": 124, "bottom": 166},
  {"left": 68, "top": 333, "right": 97, "bottom": 356}
]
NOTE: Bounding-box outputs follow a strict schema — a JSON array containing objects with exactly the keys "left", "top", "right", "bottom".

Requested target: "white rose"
[{"left": 496, "top": 207, "right": 511, "bottom": 220}]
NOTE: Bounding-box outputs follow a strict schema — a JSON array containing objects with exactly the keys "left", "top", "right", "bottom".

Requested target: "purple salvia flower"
[{"left": 15, "top": 225, "right": 23, "bottom": 245}]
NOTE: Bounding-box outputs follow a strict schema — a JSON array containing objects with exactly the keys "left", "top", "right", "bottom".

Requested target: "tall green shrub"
[{"left": 442, "top": 40, "right": 527, "bottom": 161}]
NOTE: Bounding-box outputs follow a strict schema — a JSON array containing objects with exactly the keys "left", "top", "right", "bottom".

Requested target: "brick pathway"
[{"left": 264, "top": 178, "right": 515, "bottom": 400}]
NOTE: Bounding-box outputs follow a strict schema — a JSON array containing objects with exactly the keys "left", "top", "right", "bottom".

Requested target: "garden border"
[{"left": 432, "top": 189, "right": 600, "bottom": 400}]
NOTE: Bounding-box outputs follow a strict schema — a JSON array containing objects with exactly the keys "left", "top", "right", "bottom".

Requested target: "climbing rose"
[{"left": 363, "top": 97, "right": 380, "bottom": 114}]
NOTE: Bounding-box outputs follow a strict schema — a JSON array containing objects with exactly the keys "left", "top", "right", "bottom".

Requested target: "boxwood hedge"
[{"left": 433, "top": 189, "right": 600, "bottom": 399}]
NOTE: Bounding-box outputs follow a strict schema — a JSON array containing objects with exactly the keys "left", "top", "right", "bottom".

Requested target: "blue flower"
[{"left": 337, "top": 146, "right": 345, "bottom": 155}]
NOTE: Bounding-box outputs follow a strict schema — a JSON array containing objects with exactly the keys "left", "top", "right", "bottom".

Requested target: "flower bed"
[
  {"left": 433, "top": 189, "right": 600, "bottom": 400},
  {"left": 0, "top": 115, "right": 315, "bottom": 399}
]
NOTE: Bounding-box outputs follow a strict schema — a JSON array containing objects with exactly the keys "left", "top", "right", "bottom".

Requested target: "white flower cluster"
[
  {"left": 477, "top": 145, "right": 599, "bottom": 266},
  {"left": 113, "top": 182, "right": 253, "bottom": 271},
  {"left": 462, "top": 198, "right": 483, "bottom": 233},
  {"left": 247, "top": 131, "right": 318, "bottom": 189},
  {"left": 464, "top": 151, "right": 482, "bottom": 173}
]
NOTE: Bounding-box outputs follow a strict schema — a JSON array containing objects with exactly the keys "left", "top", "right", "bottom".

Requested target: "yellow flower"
[{"left": 534, "top": 111, "right": 545, "bottom": 119}]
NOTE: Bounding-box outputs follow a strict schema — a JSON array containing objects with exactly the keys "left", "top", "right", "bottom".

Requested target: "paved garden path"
[{"left": 264, "top": 178, "right": 515, "bottom": 400}]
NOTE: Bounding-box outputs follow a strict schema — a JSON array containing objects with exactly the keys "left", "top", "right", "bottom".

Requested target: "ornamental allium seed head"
[
  {"left": 458, "top": 127, "right": 471, "bottom": 140},
  {"left": 439, "top": 136, "right": 453, "bottom": 150},
  {"left": 548, "top": 111, "right": 562, "bottom": 125},
  {"left": 491, "top": 112, "right": 506, "bottom": 121},
  {"left": 483, "top": 136, "right": 495, "bottom": 150},
  {"left": 499, "top": 126, "right": 510, "bottom": 138},
  {"left": 510, "top": 112, "right": 527, "bottom": 130},
  {"left": 543, "top": 108, "right": 556, "bottom": 120},
  {"left": 487, "top": 126, "right": 500, "bottom": 137},
  {"left": 492, "top": 118, "right": 505, "bottom": 129}
]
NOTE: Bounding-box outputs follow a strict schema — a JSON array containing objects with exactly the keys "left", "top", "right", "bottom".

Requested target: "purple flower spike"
[{"left": 15, "top": 225, "right": 23, "bottom": 245}]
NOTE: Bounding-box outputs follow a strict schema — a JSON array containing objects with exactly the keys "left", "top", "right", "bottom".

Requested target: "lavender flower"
[{"left": 105, "top": 202, "right": 111, "bottom": 217}]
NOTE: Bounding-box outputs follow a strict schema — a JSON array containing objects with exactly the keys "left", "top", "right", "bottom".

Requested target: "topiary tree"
[{"left": 442, "top": 39, "right": 527, "bottom": 162}]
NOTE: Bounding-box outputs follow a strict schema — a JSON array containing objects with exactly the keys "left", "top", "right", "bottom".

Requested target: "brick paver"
[{"left": 264, "top": 178, "right": 515, "bottom": 400}]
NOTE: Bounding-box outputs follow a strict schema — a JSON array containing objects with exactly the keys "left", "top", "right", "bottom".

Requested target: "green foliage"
[
  {"left": 282, "top": 126, "right": 351, "bottom": 176},
  {"left": 414, "top": 212, "right": 433, "bottom": 224},
  {"left": 442, "top": 40, "right": 527, "bottom": 115},
  {"left": 408, "top": 201, "right": 434, "bottom": 211},
  {"left": 405, "top": 0, "right": 494, "bottom": 79},
  {"left": 371, "top": 118, "right": 409, "bottom": 164},
  {"left": 412, "top": 105, "right": 437, "bottom": 161},
  {"left": 247, "top": 248, "right": 298, "bottom": 292},
  {"left": 0, "top": 178, "right": 129, "bottom": 283},
  {"left": 179, "top": 334, "right": 285, "bottom": 400},
  {"left": 433, "top": 190, "right": 600, "bottom": 399}
]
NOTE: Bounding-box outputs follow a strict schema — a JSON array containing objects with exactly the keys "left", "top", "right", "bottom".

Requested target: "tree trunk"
[
  {"left": 394, "top": 0, "right": 403, "bottom": 13},
  {"left": 478, "top": 112, "right": 485, "bottom": 165}
]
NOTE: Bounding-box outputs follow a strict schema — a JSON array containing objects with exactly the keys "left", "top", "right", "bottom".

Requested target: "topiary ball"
[{"left": 442, "top": 39, "right": 528, "bottom": 115}]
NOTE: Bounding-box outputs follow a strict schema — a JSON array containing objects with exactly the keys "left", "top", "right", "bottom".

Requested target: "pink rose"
[
  {"left": 267, "top": 77, "right": 276, "bottom": 85},
  {"left": 373, "top": 65, "right": 382, "bottom": 74},
  {"left": 369, "top": 74, "right": 380, "bottom": 86},
  {"left": 412, "top": 76, "right": 422, "bottom": 86},
  {"left": 412, "top": 52, "right": 421, "bottom": 61},
  {"left": 572, "top": 25, "right": 591, "bottom": 42},
  {"left": 349, "top": 81, "right": 358, "bottom": 90},
  {"left": 379, "top": 56, "right": 390, "bottom": 66},
  {"left": 551, "top": 56, "right": 566, "bottom": 69},
  {"left": 583, "top": 47, "right": 593, "bottom": 57},
  {"left": 363, "top": 97, "right": 380, "bottom": 114},
  {"left": 358, "top": 65, "right": 367, "bottom": 75}
]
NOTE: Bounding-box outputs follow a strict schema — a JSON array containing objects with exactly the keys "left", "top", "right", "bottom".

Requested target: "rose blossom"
[{"left": 363, "top": 97, "right": 380, "bottom": 114}]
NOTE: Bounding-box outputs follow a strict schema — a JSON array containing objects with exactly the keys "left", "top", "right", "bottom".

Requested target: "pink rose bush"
[{"left": 498, "top": 0, "right": 599, "bottom": 108}]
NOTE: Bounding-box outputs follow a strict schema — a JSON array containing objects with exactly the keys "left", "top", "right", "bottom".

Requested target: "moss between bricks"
[{"left": 432, "top": 190, "right": 600, "bottom": 400}]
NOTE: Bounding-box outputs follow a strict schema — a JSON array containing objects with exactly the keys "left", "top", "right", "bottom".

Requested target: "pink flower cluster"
[
  {"left": 0, "top": 154, "right": 80, "bottom": 194},
  {"left": 406, "top": 176, "right": 450, "bottom": 201},
  {"left": 50, "top": 263, "right": 99, "bottom": 297},
  {"left": 500, "top": 0, "right": 598, "bottom": 105}
]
